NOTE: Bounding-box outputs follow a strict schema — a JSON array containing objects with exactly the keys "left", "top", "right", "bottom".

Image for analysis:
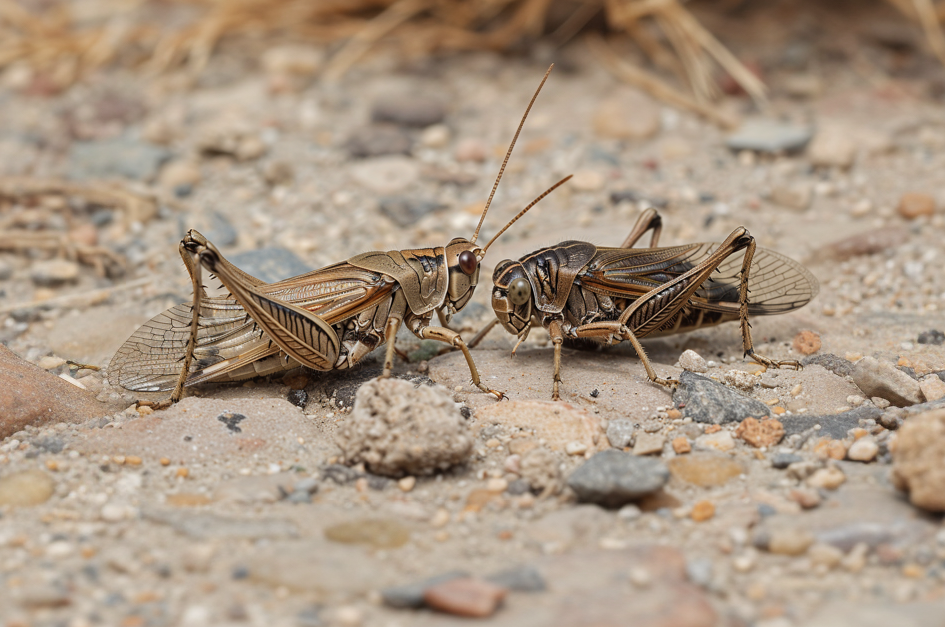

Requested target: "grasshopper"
[
  {"left": 483, "top": 208, "right": 819, "bottom": 400},
  {"left": 108, "top": 66, "right": 569, "bottom": 407}
]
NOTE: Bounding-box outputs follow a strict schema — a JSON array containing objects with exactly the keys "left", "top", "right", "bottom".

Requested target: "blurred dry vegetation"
[{"left": 3, "top": 0, "right": 945, "bottom": 123}]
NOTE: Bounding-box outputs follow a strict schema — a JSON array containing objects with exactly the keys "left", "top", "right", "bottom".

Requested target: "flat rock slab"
[
  {"left": 0, "top": 345, "right": 109, "bottom": 438},
  {"left": 780, "top": 405, "right": 882, "bottom": 439},
  {"left": 429, "top": 348, "right": 675, "bottom": 423},
  {"left": 673, "top": 371, "right": 770, "bottom": 424},
  {"left": 72, "top": 396, "right": 331, "bottom": 464}
]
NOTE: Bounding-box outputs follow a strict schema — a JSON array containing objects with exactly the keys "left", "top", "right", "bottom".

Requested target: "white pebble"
[
  {"left": 565, "top": 441, "right": 588, "bottom": 456},
  {"left": 677, "top": 349, "right": 708, "bottom": 373}
]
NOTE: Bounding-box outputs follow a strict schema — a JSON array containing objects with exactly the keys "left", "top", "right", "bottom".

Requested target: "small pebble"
[
  {"left": 565, "top": 441, "right": 588, "bottom": 456},
  {"left": 792, "top": 331, "right": 822, "bottom": 355},
  {"left": 677, "top": 349, "right": 708, "bottom": 373},
  {"left": 455, "top": 138, "right": 487, "bottom": 162},
  {"left": 671, "top": 437, "right": 691, "bottom": 454},
  {"left": 897, "top": 192, "right": 935, "bottom": 219},
  {"left": 633, "top": 432, "right": 664, "bottom": 456},
  {"left": 788, "top": 487, "right": 821, "bottom": 509},
  {"left": 806, "top": 466, "right": 846, "bottom": 490},
  {"left": 847, "top": 437, "right": 879, "bottom": 462},
  {"left": 767, "top": 527, "right": 814, "bottom": 555},
  {"left": 423, "top": 578, "right": 507, "bottom": 618},
  {"left": 695, "top": 430, "right": 735, "bottom": 452},
  {"left": 398, "top": 476, "right": 417, "bottom": 492},
  {"left": 690, "top": 500, "right": 715, "bottom": 522}
]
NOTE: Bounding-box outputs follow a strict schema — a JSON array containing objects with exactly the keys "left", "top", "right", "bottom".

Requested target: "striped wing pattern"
[
  {"left": 109, "top": 264, "right": 392, "bottom": 392},
  {"left": 583, "top": 243, "right": 818, "bottom": 315}
]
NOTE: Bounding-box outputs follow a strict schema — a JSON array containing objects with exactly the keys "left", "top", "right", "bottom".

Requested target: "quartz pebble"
[
  {"left": 632, "top": 432, "right": 664, "bottom": 456},
  {"left": 846, "top": 437, "right": 878, "bottom": 462},
  {"left": 766, "top": 527, "right": 814, "bottom": 555},
  {"left": 806, "top": 466, "right": 846, "bottom": 490},
  {"left": 695, "top": 430, "right": 735, "bottom": 452},
  {"left": 423, "top": 577, "right": 507, "bottom": 618},
  {"left": 606, "top": 418, "right": 635, "bottom": 449},
  {"left": 667, "top": 453, "right": 744, "bottom": 487},
  {"left": 677, "top": 349, "right": 708, "bottom": 373},
  {"left": 919, "top": 376, "right": 945, "bottom": 402}
]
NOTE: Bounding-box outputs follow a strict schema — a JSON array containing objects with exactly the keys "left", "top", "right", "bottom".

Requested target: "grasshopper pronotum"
[
  {"left": 484, "top": 208, "right": 819, "bottom": 400},
  {"left": 109, "top": 66, "right": 569, "bottom": 407}
]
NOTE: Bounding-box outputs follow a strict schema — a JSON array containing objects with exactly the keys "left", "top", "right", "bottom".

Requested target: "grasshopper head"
[
  {"left": 491, "top": 259, "right": 534, "bottom": 336},
  {"left": 444, "top": 238, "right": 483, "bottom": 315}
]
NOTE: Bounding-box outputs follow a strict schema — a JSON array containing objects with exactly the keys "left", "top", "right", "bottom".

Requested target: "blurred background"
[{"left": 0, "top": 0, "right": 943, "bottom": 372}]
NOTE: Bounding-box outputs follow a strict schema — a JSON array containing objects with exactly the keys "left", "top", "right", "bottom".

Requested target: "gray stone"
[
  {"left": 30, "top": 259, "right": 80, "bottom": 286},
  {"left": 371, "top": 95, "right": 447, "bottom": 127},
  {"left": 672, "top": 371, "right": 771, "bottom": 424},
  {"left": 344, "top": 125, "right": 412, "bottom": 158},
  {"left": 726, "top": 120, "right": 813, "bottom": 153},
  {"left": 780, "top": 405, "right": 882, "bottom": 439},
  {"left": 228, "top": 248, "right": 312, "bottom": 283},
  {"left": 381, "top": 570, "right": 469, "bottom": 608},
  {"left": 684, "top": 557, "right": 714, "bottom": 588},
  {"left": 853, "top": 356, "right": 923, "bottom": 406},
  {"left": 605, "top": 418, "right": 635, "bottom": 448},
  {"left": 801, "top": 353, "right": 855, "bottom": 377},
  {"left": 68, "top": 137, "right": 171, "bottom": 181},
  {"left": 321, "top": 464, "right": 363, "bottom": 484},
  {"left": 917, "top": 329, "right": 944, "bottom": 346},
  {"left": 770, "top": 452, "right": 803, "bottom": 469},
  {"left": 31, "top": 436, "right": 65, "bottom": 454},
  {"left": 379, "top": 196, "right": 445, "bottom": 227},
  {"left": 566, "top": 449, "right": 669, "bottom": 508},
  {"left": 486, "top": 565, "right": 546, "bottom": 592},
  {"left": 143, "top": 508, "right": 298, "bottom": 539}
]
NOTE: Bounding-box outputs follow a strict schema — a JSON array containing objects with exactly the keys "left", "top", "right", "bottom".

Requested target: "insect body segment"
[{"left": 489, "top": 208, "right": 819, "bottom": 400}]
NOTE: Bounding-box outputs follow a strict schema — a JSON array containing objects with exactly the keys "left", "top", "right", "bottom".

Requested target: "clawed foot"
[
  {"left": 136, "top": 399, "right": 173, "bottom": 411},
  {"left": 749, "top": 351, "right": 802, "bottom": 371},
  {"left": 476, "top": 384, "right": 507, "bottom": 401},
  {"left": 652, "top": 377, "right": 680, "bottom": 389}
]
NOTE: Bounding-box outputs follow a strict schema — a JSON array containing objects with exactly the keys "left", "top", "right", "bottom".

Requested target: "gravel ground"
[{"left": 2, "top": 4, "right": 945, "bottom": 626}]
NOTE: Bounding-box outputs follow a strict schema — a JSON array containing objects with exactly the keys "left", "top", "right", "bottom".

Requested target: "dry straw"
[{"left": 1, "top": 0, "right": 945, "bottom": 124}]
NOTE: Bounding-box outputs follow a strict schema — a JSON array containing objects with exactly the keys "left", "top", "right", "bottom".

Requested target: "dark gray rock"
[
  {"left": 381, "top": 570, "right": 469, "bottom": 608},
  {"left": 344, "top": 125, "right": 412, "bottom": 158},
  {"left": 320, "top": 464, "right": 362, "bottom": 485},
  {"left": 286, "top": 389, "right": 308, "bottom": 409},
  {"left": 605, "top": 418, "right": 635, "bottom": 448},
  {"left": 379, "top": 196, "right": 445, "bottom": 227},
  {"left": 780, "top": 406, "right": 882, "bottom": 439},
  {"left": 486, "top": 565, "right": 546, "bottom": 592},
  {"left": 801, "top": 353, "right": 855, "bottom": 378},
  {"left": 770, "top": 452, "right": 803, "bottom": 469},
  {"left": 566, "top": 449, "right": 669, "bottom": 508},
  {"left": 725, "top": 120, "right": 813, "bottom": 153},
  {"left": 917, "top": 329, "right": 945, "bottom": 345},
  {"left": 672, "top": 371, "right": 771, "bottom": 424},
  {"left": 228, "top": 248, "right": 312, "bottom": 283},
  {"left": 371, "top": 96, "right": 447, "bottom": 128},
  {"left": 30, "top": 436, "right": 65, "bottom": 454},
  {"left": 68, "top": 138, "right": 171, "bottom": 181}
]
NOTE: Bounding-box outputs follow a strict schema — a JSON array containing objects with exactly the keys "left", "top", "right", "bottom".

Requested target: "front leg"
[
  {"left": 736, "top": 238, "right": 802, "bottom": 372},
  {"left": 570, "top": 321, "right": 679, "bottom": 389},
  {"left": 547, "top": 319, "right": 565, "bottom": 401},
  {"left": 408, "top": 314, "right": 504, "bottom": 400}
]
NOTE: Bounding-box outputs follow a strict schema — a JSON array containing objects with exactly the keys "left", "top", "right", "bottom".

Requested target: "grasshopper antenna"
[
  {"left": 482, "top": 174, "right": 572, "bottom": 255},
  {"left": 471, "top": 63, "right": 554, "bottom": 244}
]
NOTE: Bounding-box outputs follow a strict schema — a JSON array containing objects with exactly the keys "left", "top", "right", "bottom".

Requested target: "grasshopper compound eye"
[
  {"left": 459, "top": 250, "right": 477, "bottom": 275},
  {"left": 508, "top": 277, "right": 531, "bottom": 305}
]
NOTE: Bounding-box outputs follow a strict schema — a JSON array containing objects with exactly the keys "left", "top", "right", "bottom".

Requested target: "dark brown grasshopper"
[
  {"left": 108, "top": 66, "right": 568, "bottom": 406},
  {"left": 483, "top": 208, "right": 819, "bottom": 400}
]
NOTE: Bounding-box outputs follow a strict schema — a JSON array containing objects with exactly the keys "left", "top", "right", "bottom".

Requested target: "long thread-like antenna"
[
  {"left": 471, "top": 63, "right": 554, "bottom": 244},
  {"left": 482, "top": 175, "right": 572, "bottom": 254}
]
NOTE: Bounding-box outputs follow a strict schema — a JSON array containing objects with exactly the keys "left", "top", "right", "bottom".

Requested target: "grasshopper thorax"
[
  {"left": 444, "top": 237, "right": 483, "bottom": 315},
  {"left": 491, "top": 259, "right": 534, "bottom": 336}
]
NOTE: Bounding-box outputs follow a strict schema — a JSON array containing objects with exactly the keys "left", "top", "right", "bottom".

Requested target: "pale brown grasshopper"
[
  {"left": 108, "top": 66, "right": 569, "bottom": 406},
  {"left": 483, "top": 208, "right": 819, "bottom": 400}
]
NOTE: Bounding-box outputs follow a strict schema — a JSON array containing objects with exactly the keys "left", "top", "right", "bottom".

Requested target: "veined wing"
[
  {"left": 580, "top": 243, "right": 819, "bottom": 315},
  {"left": 108, "top": 263, "right": 394, "bottom": 392}
]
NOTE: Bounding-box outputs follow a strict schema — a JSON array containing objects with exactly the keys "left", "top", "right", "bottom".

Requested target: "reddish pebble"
[
  {"left": 690, "top": 500, "right": 715, "bottom": 522},
  {"left": 704, "top": 424, "right": 721, "bottom": 434},
  {"left": 792, "top": 330, "right": 822, "bottom": 355},
  {"left": 897, "top": 192, "right": 935, "bottom": 219},
  {"left": 671, "top": 436, "right": 691, "bottom": 454},
  {"left": 424, "top": 577, "right": 507, "bottom": 618}
]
